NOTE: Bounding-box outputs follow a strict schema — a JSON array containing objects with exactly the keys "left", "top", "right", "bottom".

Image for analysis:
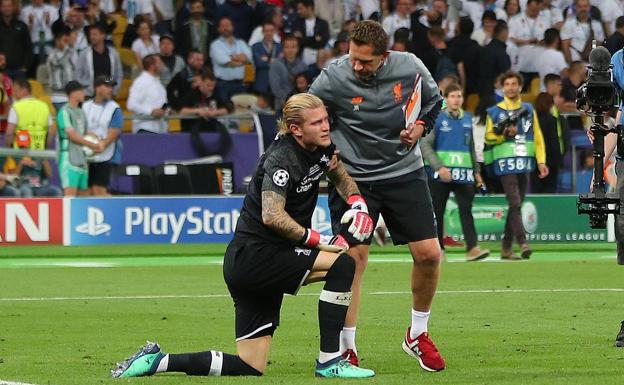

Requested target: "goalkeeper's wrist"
[{"left": 300, "top": 228, "right": 320, "bottom": 247}]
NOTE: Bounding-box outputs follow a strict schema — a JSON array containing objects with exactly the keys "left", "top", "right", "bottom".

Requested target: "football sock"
[
  {"left": 167, "top": 351, "right": 261, "bottom": 376},
  {"left": 340, "top": 327, "right": 357, "bottom": 354},
  {"left": 318, "top": 351, "right": 340, "bottom": 364},
  {"left": 318, "top": 254, "right": 355, "bottom": 360},
  {"left": 155, "top": 354, "right": 169, "bottom": 373},
  {"left": 410, "top": 309, "right": 431, "bottom": 339}
]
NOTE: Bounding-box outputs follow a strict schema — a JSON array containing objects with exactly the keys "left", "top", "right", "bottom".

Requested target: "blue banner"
[{"left": 69, "top": 196, "right": 334, "bottom": 245}]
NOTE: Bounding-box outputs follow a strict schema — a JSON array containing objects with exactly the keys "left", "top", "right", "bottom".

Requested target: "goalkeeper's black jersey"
[{"left": 235, "top": 134, "right": 335, "bottom": 244}]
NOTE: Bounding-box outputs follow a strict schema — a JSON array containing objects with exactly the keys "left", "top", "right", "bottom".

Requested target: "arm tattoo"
[
  {"left": 326, "top": 159, "right": 360, "bottom": 201},
  {"left": 261, "top": 190, "right": 306, "bottom": 242}
]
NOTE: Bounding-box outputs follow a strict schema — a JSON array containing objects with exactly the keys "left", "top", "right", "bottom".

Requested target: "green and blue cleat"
[
  {"left": 314, "top": 356, "right": 375, "bottom": 378},
  {"left": 111, "top": 341, "right": 165, "bottom": 378}
]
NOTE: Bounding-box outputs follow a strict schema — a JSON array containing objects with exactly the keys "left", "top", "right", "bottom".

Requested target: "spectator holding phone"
[{"left": 127, "top": 54, "right": 168, "bottom": 134}]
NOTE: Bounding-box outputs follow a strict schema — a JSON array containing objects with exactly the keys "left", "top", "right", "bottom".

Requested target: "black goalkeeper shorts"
[
  {"left": 329, "top": 168, "right": 438, "bottom": 246},
  {"left": 223, "top": 235, "right": 318, "bottom": 341}
]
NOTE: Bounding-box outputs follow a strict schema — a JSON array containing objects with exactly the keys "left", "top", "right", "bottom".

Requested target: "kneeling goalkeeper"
[{"left": 111, "top": 93, "right": 376, "bottom": 379}]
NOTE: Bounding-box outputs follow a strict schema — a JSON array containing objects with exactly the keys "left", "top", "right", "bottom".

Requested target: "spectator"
[
  {"left": 269, "top": 35, "right": 307, "bottom": 110},
  {"left": 175, "top": 0, "right": 216, "bottom": 60},
  {"left": 448, "top": 16, "right": 480, "bottom": 94},
  {"left": 14, "top": 156, "right": 62, "bottom": 197},
  {"left": 158, "top": 34, "right": 184, "bottom": 87},
  {"left": 215, "top": 0, "right": 254, "bottom": 41},
  {"left": 179, "top": 71, "right": 233, "bottom": 157},
  {"left": 64, "top": 6, "right": 89, "bottom": 56},
  {"left": 85, "top": 0, "right": 116, "bottom": 36},
  {"left": 121, "top": 0, "right": 156, "bottom": 47},
  {"left": 76, "top": 23, "right": 122, "bottom": 97},
  {"left": 56, "top": 80, "right": 100, "bottom": 197},
  {"left": 0, "top": 0, "right": 33, "bottom": 79},
  {"left": 471, "top": 10, "right": 496, "bottom": 47},
  {"left": 293, "top": 0, "right": 330, "bottom": 65},
  {"left": 391, "top": 27, "right": 413, "bottom": 52},
  {"left": 331, "top": 30, "right": 349, "bottom": 58},
  {"left": 315, "top": 0, "right": 344, "bottom": 38},
  {"left": 422, "top": 26, "right": 455, "bottom": 82},
  {"left": 497, "top": 0, "right": 521, "bottom": 22},
  {"left": 561, "top": 0, "right": 604, "bottom": 63},
  {"left": 305, "top": 48, "right": 331, "bottom": 82},
  {"left": 131, "top": 18, "right": 160, "bottom": 67},
  {"left": 543, "top": 73, "right": 569, "bottom": 151},
  {"left": 248, "top": 6, "right": 283, "bottom": 46},
  {"left": 508, "top": 0, "right": 551, "bottom": 66},
  {"left": 209, "top": 16, "right": 252, "bottom": 102},
  {"left": 531, "top": 92, "right": 568, "bottom": 193},
  {"left": 83, "top": 75, "right": 123, "bottom": 195},
  {"left": 251, "top": 21, "right": 282, "bottom": 94},
  {"left": 382, "top": 0, "right": 412, "bottom": 47},
  {"left": 605, "top": 16, "right": 624, "bottom": 55},
  {"left": 594, "top": 0, "right": 623, "bottom": 36},
  {"left": 173, "top": 0, "right": 218, "bottom": 35},
  {"left": 48, "top": 27, "right": 77, "bottom": 112},
  {"left": 128, "top": 54, "right": 168, "bottom": 134},
  {"left": 536, "top": 28, "right": 567, "bottom": 90},
  {"left": 540, "top": 0, "right": 564, "bottom": 30},
  {"left": 0, "top": 172, "right": 19, "bottom": 196},
  {"left": 477, "top": 21, "right": 511, "bottom": 121},
  {"left": 5, "top": 78, "right": 52, "bottom": 150},
  {"left": 20, "top": 0, "right": 58, "bottom": 67},
  {"left": 167, "top": 50, "right": 206, "bottom": 110},
  {"left": 152, "top": 0, "right": 176, "bottom": 35},
  {"left": 560, "top": 61, "right": 586, "bottom": 130},
  {"left": 0, "top": 52, "right": 13, "bottom": 133}
]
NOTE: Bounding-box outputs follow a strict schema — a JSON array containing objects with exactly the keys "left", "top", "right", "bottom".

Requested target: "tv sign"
[{"left": 0, "top": 198, "right": 64, "bottom": 245}]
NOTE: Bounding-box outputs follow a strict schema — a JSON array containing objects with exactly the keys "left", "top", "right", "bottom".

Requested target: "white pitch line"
[
  {"left": 0, "top": 380, "right": 40, "bottom": 385},
  {"left": 1, "top": 288, "right": 624, "bottom": 302}
]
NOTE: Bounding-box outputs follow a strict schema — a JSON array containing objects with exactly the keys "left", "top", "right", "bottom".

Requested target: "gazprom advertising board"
[{"left": 69, "top": 196, "right": 334, "bottom": 245}]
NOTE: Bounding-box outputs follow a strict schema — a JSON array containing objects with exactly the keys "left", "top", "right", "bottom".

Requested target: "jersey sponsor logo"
[
  {"left": 320, "top": 154, "right": 330, "bottom": 165},
  {"left": 393, "top": 82, "right": 403, "bottom": 103},
  {"left": 272, "top": 169, "right": 289, "bottom": 187},
  {"left": 294, "top": 247, "right": 312, "bottom": 256},
  {"left": 351, "top": 96, "right": 363, "bottom": 111}
]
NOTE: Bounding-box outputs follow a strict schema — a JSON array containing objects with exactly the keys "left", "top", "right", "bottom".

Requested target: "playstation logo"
[{"left": 76, "top": 207, "right": 111, "bottom": 236}]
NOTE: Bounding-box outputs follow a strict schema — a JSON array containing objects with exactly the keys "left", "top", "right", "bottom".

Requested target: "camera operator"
[{"left": 484, "top": 71, "right": 549, "bottom": 260}]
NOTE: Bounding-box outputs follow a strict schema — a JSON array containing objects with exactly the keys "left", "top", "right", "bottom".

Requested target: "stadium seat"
[
  {"left": 464, "top": 93, "right": 479, "bottom": 113},
  {"left": 116, "top": 78, "right": 132, "bottom": 111},
  {"left": 168, "top": 118, "right": 181, "bottom": 132},
  {"left": 111, "top": 13, "right": 128, "bottom": 49},
  {"left": 111, "top": 164, "right": 157, "bottom": 195},
  {"left": 123, "top": 110, "right": 133, "bottom": 132},
  {"left": 243, "top": 63, "right": 255, "bottom": 84},
  {"left": 154, "top": 164, "right": 194, "bottom": 194},
  {"left": 119, "top": 47, "right": 138, "bottom": 75}
]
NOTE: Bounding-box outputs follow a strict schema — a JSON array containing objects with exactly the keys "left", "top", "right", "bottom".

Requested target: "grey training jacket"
[{"left": 309, "top": 51, "right": 442, "bottom": 182}]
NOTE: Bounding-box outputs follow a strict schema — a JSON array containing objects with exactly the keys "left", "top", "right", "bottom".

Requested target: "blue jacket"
[{"left": 251, "top": 41, "right": 282, "bottom": 94}]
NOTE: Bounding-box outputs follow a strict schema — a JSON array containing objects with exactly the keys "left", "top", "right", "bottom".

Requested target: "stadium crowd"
[{"left": 0, "top": 0, "right": 620, "bottom": 198}]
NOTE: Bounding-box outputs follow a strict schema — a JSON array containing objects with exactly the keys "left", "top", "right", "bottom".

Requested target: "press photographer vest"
[
  {"left": 425, "top": 109, "right": 475, "bottom": 184},
  {"left": 82, "top": 99, "right": 120, "bottom": 163},
  {"left": 12, "top": 98, "right": 49, "bottom": 150},
  {"left": 485, "top": 102, "right": 536, "bottom": 176}
]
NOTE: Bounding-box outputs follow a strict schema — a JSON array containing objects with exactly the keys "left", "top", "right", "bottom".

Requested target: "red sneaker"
[
  {"left": 402, "top": 327, "right": 445, "bottom": 372},
  {"left": 341, "top": 349, "right": 359, "bottom": 367},
  {"left": 443, "top": 236, "right": 464, "bottom": 247}
]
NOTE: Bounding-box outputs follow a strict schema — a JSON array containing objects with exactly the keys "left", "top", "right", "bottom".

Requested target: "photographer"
[{"left": 484, "top": 71, "right": 549, "bottom": 260}]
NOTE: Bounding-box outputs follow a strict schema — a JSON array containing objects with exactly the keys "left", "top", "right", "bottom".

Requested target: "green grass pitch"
[{"left": 1, "top": 242, "right": 624, "bottom": 385}]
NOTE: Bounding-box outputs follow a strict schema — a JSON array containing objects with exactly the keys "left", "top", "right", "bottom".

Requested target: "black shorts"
[
  {"left": 222, "top": 236, "right": 319, "bottom": 341},
  {"left": 329, "top": 168, "right": 437, "bottom": 246},
  {"left": 88, "top": 161, "right": 113, "bottom": 188}
]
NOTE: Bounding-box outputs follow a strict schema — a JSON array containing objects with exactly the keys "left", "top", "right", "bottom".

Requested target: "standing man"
[
  {"left": 57, "top": 81, "right": 102, "bottom": 197},
  {"left": 421, "top": 83, "right": 490, "bottom": 261},
  {"left": 76, "top": 24, "right": 123, "bottom": 97},
  {"left": 292, "top": 0, "right": 330, "bottom": 65},
  {"left": 309, "top": 20, "right": 446, "bottom": 372},
  {"left": 209, "top": 16, "right": 252, "bottom": 102},
  {"left": 5, "top": 78, "right": 51, "bottom": 150},
  {"left": 127, "top": 54, "right": 168, "bottom": 134},
  {"left": 83, "top": 75, "right": 123, "bottom": 196},
  {"left": 560, "top": 0, "right": 605, "bottom": 63},
  {"left": 0, "top": 0, "right": 32, "bottom": 79},
  {"left": 111, "top": 94, "right": 376, "bottom": 378},
  {"left": 484, "top": 71, "right": 548, "bottom": 260}
]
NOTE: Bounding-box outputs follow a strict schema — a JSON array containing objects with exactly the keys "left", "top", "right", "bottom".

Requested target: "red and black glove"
[
  {"left": 301, "top": 228, "right": 350, "bottom": 253},
  {"left": 340, "top": 195, "right": 374, "bottom": 242}
]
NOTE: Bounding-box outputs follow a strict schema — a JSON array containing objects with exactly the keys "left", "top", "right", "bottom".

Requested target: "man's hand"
[
  {"left": 301, "top": 229, "right": 349, "bottom": 253},
  {"left": 90, "top": 141, "right": 105, "bottom": 153},
  {"left": 400, "top": 122, "right": 425, "bottom": 147},
  {"left": 151, "top": 108, "right": 166, "bottom": 117},
  {"left": 538, "top": 163, "right": 549, "bottom": 179},
  {"left": 340, "top": 195, "right": 374, "bottom": 241},
  {"left": 437, "top": 166, "right": 452, "bottom": 182}
]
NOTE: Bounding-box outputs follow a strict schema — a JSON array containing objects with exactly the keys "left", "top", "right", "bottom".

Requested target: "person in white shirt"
[
  {"left": 537, "top": 28, "right": 567, "bottom": 89},
  {"left": 131, "top": 19, "right": 160, "bottom": 67},
  {"left": 122, "top": 0, "right": 155, "bottom": 25},
  {"left": 248, "top": 7, "right": 282, "bottom": 46},
  {"left": 460, "top": 0, "right": 485, "bottom": 27},
  {"left": 560, "top": 0, "right": 605, "bottom": 62},
  {"left": 540, "top": 0, "right": 564, "bottom": 29},
  {"left": 496, "top": 0, "right": 521, "bottom": 21},
  {"left": 127, "top": 54, "right": 168, "bottom": 134},
  {"left": 21, "top": 0, "right": 58, "bottom": 60},
  {"left": 471, "top": 10, "right": 497, "bottom": 46},
  {"left": 508, "top": 0, "right": 552, "bottom": 59},
  {"left": 382, "top": 0, "right": 412, "bottom": 47},
  {"left": 592, "top": 0, "right": 624, "bottom": 36}
]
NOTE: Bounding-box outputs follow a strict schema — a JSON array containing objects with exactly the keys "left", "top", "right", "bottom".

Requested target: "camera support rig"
[{"left": 577, "top": 115, "right": 620, "bottom": 229}]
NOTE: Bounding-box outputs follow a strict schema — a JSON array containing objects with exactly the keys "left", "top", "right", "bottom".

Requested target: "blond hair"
[{"left": 277, "top": 93, "right": 325, "bottom": 135}]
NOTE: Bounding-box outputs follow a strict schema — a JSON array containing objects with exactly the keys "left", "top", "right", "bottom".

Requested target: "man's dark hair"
[
  {"left": 393, "top": 27, "right": 410, "bottom": 43},
  {"left": 443, "top": 83, "right": 463, "bottom": 97},
  {"left": 500, "top": 70, "right": 523, "bottom": 87},
  {"left": 458, "top": 16, "right": 474, "bottom": 36},
  {"left": 350, "top": 20, "right": 388, "bottom": 56},
  {"left": 493, "top": 20, "right": 508, "bottom": 38},
  {"left": 143, "top": 53, "right": 159, "bottom": 70},
  {"left": 543, "top": 73, "right": 561, "bottom": 86},
  {"left": 427, "top": 26, "right": 446, "bottom": 41},
  {"left": 187, "top": 49, "right": 203, "bottom": 59},
  {"left": 13, "top": 78, "right": 31, "bottom": 93},
  {"left": 88, "top": 23, "right": 106, "bottom": 34},
  {"left": 296, "top": 0, "right": 314, "bottom": 9},
  {"left": 200, "top": 68, "right": 216, "bottom": 81},
  {"left": 189, "top": 0, "right": 203, "bottom": 6},
  {"left": 526, "top": 0, "right": 542, "bottom": 6},
  {"left": 534, "top": 92, "right": 554, "bottom": 114},
  {"left": 262, "top": 21, "right": 275, "bottom": 29},
  {"left": 616, "top": 16, "right": 624, "bottom": 30},
  {"left": 482, "top": 10, "right": 497, "bottom": 22},
  {"left": 543, "top": 28, "right": 560, "bottom": 46}
]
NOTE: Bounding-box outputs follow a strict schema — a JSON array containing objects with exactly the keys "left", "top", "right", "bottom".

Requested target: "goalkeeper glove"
[
  {"left": 340, "top": 195, "right": 374, "bottom": 242},
  {"left": 301, "top": 228, "right": 350, "bottom": 253}
]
